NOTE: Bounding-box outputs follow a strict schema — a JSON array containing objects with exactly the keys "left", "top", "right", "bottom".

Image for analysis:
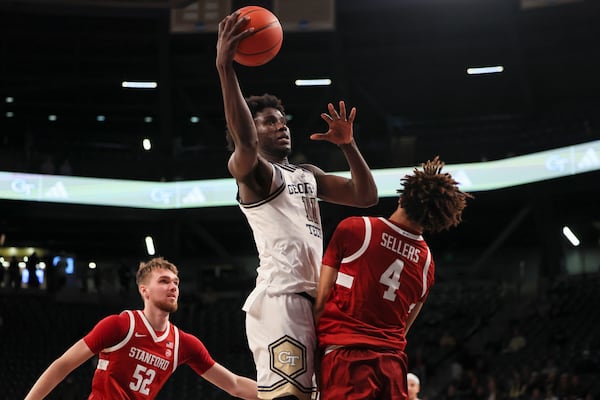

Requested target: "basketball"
[{"left": 234, "top": 6, "right": 283, "bottom": 67}]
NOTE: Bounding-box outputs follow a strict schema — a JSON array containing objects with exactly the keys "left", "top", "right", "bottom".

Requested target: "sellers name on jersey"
[{"left": 380, "top": 232, "right": 420, "bottom": 263}]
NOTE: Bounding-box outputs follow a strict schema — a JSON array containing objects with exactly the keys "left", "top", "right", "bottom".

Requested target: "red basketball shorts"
[{"left": 319, "top": 347, "right": 408, "bottom": 400}]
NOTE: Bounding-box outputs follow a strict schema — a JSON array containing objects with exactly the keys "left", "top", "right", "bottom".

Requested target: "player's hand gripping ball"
[{"left": 234, "top": 6, "right": 283, "bottom": 67}]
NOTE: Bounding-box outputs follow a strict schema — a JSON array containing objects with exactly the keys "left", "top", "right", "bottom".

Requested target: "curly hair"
[
  {"left": 225, "top": 93, "right": 286, "bottom": 151},
  {"left": 245, "top": 93, "right": 285, "bottom": 117},
  {"left": 398, "top": 156, "right": 473, "bottom": 233},
  {"left": 136, "top": 257, "right": 178, "bottom": 285}
]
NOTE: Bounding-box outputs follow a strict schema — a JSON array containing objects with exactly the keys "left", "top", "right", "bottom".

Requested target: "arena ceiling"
[{"left": 0, "top": 0, "right": 599, "bottom": 265}]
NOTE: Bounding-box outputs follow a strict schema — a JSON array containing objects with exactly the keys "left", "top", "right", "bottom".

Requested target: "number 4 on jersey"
[{"left": 379, "top": 259, "right": 405, "bottom": 301}]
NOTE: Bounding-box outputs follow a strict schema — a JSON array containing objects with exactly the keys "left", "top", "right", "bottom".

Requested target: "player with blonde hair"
[{"left": 25, "top": 257, "right": 259, "bottom": 400}]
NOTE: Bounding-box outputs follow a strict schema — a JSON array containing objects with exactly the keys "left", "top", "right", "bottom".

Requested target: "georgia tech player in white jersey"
[
  {"left": 241, "top": 162, "right": 323, "bottom": 399},
  {"left": 218, "top": 19, "right": 378, "bottom": 397}
]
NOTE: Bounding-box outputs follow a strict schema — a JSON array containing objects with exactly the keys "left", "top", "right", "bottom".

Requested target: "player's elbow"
[
  {"left": 355, "top": 191, "right": 379, "bottom": 208},
  {"left": 366, "top": 192, "right": 379, "bottom": 207}
]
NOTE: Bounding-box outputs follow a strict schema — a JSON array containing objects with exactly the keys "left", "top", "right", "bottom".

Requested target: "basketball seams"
[
  {"left": 236, "top": 19, "right": 280, "bottom": 55},
  {"left": 249, "top": 20, "right": 279, "bottom": 36},
  {"left": 237, "top": 43, "right": 282, "bottom": 57}
]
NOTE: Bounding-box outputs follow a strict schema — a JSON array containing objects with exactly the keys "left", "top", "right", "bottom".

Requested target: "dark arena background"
[{"left": 1, "top": 0, "right": 599, "bottom": 399}]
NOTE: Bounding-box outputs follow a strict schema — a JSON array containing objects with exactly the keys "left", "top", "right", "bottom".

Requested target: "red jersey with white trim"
[
  {"left": 317, "top": 216, "right": 435, "bottom": 352},
  {"left": 83, "top": 310, "right": 215, "bottom": 400}
]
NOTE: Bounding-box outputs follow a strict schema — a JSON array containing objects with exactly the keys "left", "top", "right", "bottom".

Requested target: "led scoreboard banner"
[{"left": 1, "top": 140, "right": 599, "bottom": 209}]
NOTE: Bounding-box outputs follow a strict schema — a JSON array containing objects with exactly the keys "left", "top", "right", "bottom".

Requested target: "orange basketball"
[{"left": 234, "top": 6, "right": 283, "bottom": 67}]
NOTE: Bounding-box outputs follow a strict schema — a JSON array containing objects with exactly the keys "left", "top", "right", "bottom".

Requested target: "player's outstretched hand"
[
  {"left": 310, "top": 101, "right": 356, "bottom": 145},
  {"left": 216, "top": 11, "right": 254, "bottom": 66}
]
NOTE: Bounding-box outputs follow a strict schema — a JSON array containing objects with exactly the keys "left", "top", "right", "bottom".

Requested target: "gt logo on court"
[{"left": 269, "top": 335, "right": 307, "bottom": 378}]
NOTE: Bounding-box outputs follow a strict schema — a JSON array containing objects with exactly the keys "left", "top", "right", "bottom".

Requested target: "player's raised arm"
[
  {"left": 307, "top": 101, "right": 378, "bottom": 207},
  {"left": 216, "top": 11, "right": 263, "bottom": 181}
]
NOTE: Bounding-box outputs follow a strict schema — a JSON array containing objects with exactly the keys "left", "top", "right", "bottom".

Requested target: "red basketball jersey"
[
  {"left": 318, "top": 216, "right": 435, "bottom": 352},
  {"left": 84, "top": 310, "right": 214, "bottom": 399}
]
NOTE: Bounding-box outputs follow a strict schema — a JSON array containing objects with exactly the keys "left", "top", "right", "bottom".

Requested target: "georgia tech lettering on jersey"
[
  {"left": 305, "top": 223, "right": 322, "bottom": 238},
  {"left": 287, "top": 182, "right": 315, "bottom": 195},
  {"left": 380, "top": 232, "right": 421, "bottom": 263},
  {"left": 128, "top": 347, "right": 170, "bottom": 371}
]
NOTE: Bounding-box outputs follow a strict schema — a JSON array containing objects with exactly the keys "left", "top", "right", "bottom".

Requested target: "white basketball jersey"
[{"left": 240, "top": 162, "right": 323, "bottom": 298}]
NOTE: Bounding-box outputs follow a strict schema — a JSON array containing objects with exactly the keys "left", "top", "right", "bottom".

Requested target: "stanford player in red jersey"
[
  {"left": 25, "top": 257, "right": 258, "bottom": 400},
  {"left": 314, "top": 157, "right": 473, "bottom": 400}
]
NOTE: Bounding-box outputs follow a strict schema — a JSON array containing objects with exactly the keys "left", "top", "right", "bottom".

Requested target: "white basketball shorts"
[{"left": 244, "top": 291, "right": 317, "bottom": 400}]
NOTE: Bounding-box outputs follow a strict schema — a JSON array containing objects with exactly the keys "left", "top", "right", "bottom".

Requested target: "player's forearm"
[
  {"left": 26, "top": 339, "right": 93, "bottom": 400},
  {"left": 313, "top": 297, "right": 327, "bottom": 324},
  {"left": 230, "top": 376, "right": 259, "bottom": 399},
  {"left": 217, "top": 66, "right": 256, "bottom": 149},
  {"left": 202, "top": 363, "right": 259, "bottom": 400},
  {"left": 339, "top": 140, "right": 378, "bottom": 207},
  {"left": 24, "top": 360, "right": 73, "bottom": 400},
  {"left": 314, "top": 265, "right": 337, "bottom": 323},
  {"left": 313, "top": 300, "right": 324, "bottom": 323}
]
